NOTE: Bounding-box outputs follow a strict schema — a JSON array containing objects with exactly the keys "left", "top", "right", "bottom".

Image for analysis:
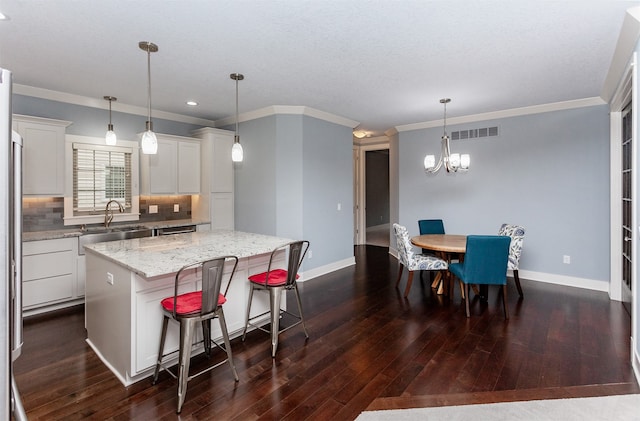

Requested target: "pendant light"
[
  {"left": 139, "top": 41, "right": 158, "bottom": 154},
  {"left": 230, "top": 73, "right": 244, "bottom": 162},
  {"left": 104, "top": 96, "right": 117, "bottom": 146}
]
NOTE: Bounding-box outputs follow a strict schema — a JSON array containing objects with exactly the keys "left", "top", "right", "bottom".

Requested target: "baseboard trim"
[
  {"left": 518, "top": 270, "right": 609, "bottom": 293},
  {"left": 387, "top": 248, "right": 609, "bottom": 293},
  {"left": 299, "top": 256, "right": 356, "bottom": 282}
]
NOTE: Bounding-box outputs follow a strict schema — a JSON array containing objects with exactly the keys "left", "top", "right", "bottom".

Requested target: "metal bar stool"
[
  {"left": 242, "top": 240, "right": 310, "bottom": 357},
  {"left": 152, "top": 255, "right": 239, "bottom": 414}
]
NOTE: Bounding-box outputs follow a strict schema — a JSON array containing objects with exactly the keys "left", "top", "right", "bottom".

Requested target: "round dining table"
[
  {"left": 410, "top": 234, "right": 467, "bottom": 254},
  {"left": 410, "top": 234, "right": 467, "bottom": 296}
]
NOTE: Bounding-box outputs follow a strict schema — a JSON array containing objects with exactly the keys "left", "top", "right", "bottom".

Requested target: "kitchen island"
[{"left": 84, "top": 230, "right": 291, "bottom": 386}]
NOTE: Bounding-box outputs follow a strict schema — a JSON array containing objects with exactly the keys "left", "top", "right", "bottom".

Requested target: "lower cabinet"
[{"left": 23, "top": 238, "right": 83, "bottom": 314}]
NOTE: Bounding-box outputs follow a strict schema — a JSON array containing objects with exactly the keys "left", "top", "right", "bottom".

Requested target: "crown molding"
[
  {"left": 13, "top": 84, "right": 217, "bottom": 126},
  {"left": 395, "top": 97, "right": 606, "bottom": 132},
  {"left": 601, "top": 6, "right": 640, "bottom": 103},
  {"left": 215, "top": 105, "right": 359, "bottom": 129}
]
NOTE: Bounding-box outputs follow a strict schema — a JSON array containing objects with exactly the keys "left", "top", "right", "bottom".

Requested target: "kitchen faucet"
[{"left": 104, "top": 199, "right": 125, "bottom": 228}]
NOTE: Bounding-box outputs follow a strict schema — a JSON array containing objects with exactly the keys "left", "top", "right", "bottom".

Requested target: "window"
[
  {"left": 64, "top": 135, "right": 140, "bottom": 226},
  {"left": 73, "top": 143, "right": 132, "bottom": 215}
]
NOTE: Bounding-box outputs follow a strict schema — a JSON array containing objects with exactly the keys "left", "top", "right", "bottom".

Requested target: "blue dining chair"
[
  {"left": 417, "top": 219, "right": 445, "bottom": 254},
  {"left": 449, "top": 235, "right": 511, "bottom": 319}
]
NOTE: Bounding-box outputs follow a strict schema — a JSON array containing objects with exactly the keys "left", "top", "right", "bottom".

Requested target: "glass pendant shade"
[
  {"left": 141, "top": 124, "right": 158, "bottom": 155},
  {"left": 423, "top": 154, "right": 436, "bottom": 171},
  {"left": 231, "top": 136, "right": 243, "bottom": 162},
  {"left": 105, "top": 127, "right": 117, "bottom": 146}
]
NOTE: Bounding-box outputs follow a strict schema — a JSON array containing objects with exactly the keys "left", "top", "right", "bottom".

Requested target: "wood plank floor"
[{"left": 13, "top": 245, "right": 639, "bottom": 420}]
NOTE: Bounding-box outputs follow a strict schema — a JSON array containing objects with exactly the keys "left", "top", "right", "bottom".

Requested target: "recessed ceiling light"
[{"left": 186, "top": 100, "right": 198, "bottom": 106}]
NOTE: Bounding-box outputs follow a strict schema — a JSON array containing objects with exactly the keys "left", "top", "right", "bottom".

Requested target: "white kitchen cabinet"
[
  {"left": 13, "top": 115, "right": 71, "bottom": 196},
  {"left": 23, "top": 238, "right": 81, "bottom": 314},
  {"left": 192, "top": 127, "right": 234, "bottom": 228},
  {"left": 140, "top": 134, "right": 200, "bottom": 195}
]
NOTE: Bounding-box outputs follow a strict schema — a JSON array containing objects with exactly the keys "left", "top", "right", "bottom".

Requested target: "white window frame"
[{"left": 64, "top": 135, "right": 140, "bottom": 226}]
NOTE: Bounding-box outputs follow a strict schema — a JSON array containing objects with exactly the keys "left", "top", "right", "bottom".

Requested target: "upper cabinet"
[
  {"left": 191, "top": 128, "right": 235, "bottom": 230},
  {"left": 13, "top": 115, "right": 72, "bottom": 196},
  {"left": 140, "top": 134, "right": 201, "bottom": 195}
]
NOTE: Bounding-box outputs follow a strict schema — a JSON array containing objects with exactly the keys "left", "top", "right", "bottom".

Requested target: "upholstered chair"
[
  {"left": 498, "top": 223, "right": 526, "bottom": 297},
  {"left": 393, "top": 223, "right": 448, "bottom": 297},
  {"left": 449, "top": 235, "right": 511, "bottom": 319}
]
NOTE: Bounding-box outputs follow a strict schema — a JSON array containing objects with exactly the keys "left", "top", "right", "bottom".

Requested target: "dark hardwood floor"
[{"left": 13, "top": 245, "right": 639, "bottom": 420}]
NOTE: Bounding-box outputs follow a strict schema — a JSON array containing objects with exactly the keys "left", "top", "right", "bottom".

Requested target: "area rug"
[{"left": 356, "top": 393, "right": 640, "bottom": 420}]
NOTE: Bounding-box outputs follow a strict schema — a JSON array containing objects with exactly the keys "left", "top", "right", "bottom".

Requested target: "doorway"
[
  {"left": 365, "top": 150, "right": 389, "bottom": 247},
  {"left": 353, "top": 139, "right": 390, "bottom": 247}
]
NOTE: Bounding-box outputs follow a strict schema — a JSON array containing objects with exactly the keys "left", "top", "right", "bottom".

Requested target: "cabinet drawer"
[
  {"left": 23, "top": 249, "right": 74, "bottom": 280},
  {"left": 23, "top": 274, "right": 75, "bottom": 308}
]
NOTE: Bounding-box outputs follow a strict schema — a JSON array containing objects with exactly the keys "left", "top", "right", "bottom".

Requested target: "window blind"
[{"left": 73, "top": 144, "right": 132, "bottom": 214}]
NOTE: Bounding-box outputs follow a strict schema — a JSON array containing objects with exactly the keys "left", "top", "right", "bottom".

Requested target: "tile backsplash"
[
  {"left": 139, "top": 195, "right": 191, "bottom": 221},
  {"left": 22, "top": 195, "right": 193, "bottom": 232},
  {"left": 23, "top": 197, "right": 65, "bottom": 232}
]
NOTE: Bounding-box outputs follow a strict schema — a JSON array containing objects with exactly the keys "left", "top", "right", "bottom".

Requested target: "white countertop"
[{"left": 84, "top": 230, "right": 292, "bottom": 279}]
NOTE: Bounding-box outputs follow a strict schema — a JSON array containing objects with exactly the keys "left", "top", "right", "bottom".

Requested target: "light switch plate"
[
  {"left": 149, "top": 205, "right": 158, "bottom": 214},
  {"left": 174, "top": 204, "right": 180, "bottom": 212}
]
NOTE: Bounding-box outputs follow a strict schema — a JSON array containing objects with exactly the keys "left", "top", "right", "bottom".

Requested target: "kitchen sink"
[{"left": 78, "top": 226, "right": 153, "bottom": 255}]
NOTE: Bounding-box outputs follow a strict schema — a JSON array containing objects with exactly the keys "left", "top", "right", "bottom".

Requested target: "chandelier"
[{"left": 424, "top": 98, "right": 470, "bottom": 173}]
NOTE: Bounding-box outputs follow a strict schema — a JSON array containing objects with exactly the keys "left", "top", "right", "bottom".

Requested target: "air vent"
[{"left": 451, "top": 126, "right": 499, "bottom": 140}]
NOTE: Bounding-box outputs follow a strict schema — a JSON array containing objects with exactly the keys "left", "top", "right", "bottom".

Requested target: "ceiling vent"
[{"left": 451, "top": 126, "right": 499, "bottom": 140}]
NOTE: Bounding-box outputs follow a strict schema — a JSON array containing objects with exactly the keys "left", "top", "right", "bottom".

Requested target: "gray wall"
[
  {"left": 13, "top": 95, "right": 202, "bottom": 139},
  {"left": 233, "top": 113, "right": 354, "bottom": 271},
  {"left": 399, "top": 105, "right": 610, "bottom": 282}
]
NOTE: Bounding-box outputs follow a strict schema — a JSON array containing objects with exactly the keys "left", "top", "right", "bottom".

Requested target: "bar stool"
[
  {"left": 152, "top": 255, "right": 239, "bottom": 414},
  {"left": 242, "top": 240, "right": 310, "bottom": 357}
]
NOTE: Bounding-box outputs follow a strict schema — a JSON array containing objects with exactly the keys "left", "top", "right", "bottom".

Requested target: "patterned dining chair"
[
  {"left": 393, "top": 223, "right": 448, "bottom": 297},
  {"left": 449, "top": 235, "right": 511, "bottom": 319},
  {"left": 498, "top": 223, "right": 526, "bottom": 297}
]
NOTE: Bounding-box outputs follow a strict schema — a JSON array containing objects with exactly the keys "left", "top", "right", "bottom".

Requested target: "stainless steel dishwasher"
[{"left": 153, "top": 225, "right": 197, "bottom": 236}]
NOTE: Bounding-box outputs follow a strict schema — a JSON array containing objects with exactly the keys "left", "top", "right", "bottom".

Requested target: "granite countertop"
[
  {"left": 84, "top": 230, "right": 292, "bottom": 279},
  {"left": 23, "top": 218, "right": 210, "bottom": 242}
]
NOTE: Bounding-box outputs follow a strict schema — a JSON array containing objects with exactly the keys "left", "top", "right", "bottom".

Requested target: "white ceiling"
[{"left": 0, "top": 1, "right": 637, "bottom": 137}]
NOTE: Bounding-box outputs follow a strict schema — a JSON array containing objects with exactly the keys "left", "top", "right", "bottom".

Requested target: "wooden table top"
[{"left": 410, "top": 234, "right": 467, "bottom": 253}]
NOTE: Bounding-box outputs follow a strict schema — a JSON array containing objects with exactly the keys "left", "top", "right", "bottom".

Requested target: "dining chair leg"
[
  {"left": 502, "top": 284, "right": 509, "bottom": 319},
  {"left": 202, "top": 320, "right": 211, "bottom": 357},
  {"left": 293, "top": 283, "right": 309, "bottom": 338},
  {"left": 216, "top": 308, "right": 239, "bottom": 381},
  {"left": 431, "top": 271, "right": 442, "bottom": 289},
  {"left": 152, "top": 315, "right": 169, "bottom": 384},
  {"left": 403, "top": 271, "right": 414, "bottom": 297},
  {"left": 176, "top": 318, "right": 195, "bottom": 414},
  {"left": 459, "top": 279, "right": 465, "bottom": 300},
  {"left": 464, "top": 283, "right": 471, "bottom": 318},
  {"left": 513, "top": 269, "right": 523, "bottom": 298},
  {"left": 269, "top": 287, "right": 283, "bottom": 357},
  {"left": 242, "top": 284, "right": 255, "bottom": 341},
  {"left": 395, "top": 265, "right": 404, "bottom": 288}
]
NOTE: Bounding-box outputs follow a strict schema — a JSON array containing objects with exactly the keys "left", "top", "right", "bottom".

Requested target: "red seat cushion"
[
  {"left": 161, "top": 291, "right": 226, "bottom": 315},
  {"left": 248, "top": 269, "right": 299, "bottom": 286}
]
